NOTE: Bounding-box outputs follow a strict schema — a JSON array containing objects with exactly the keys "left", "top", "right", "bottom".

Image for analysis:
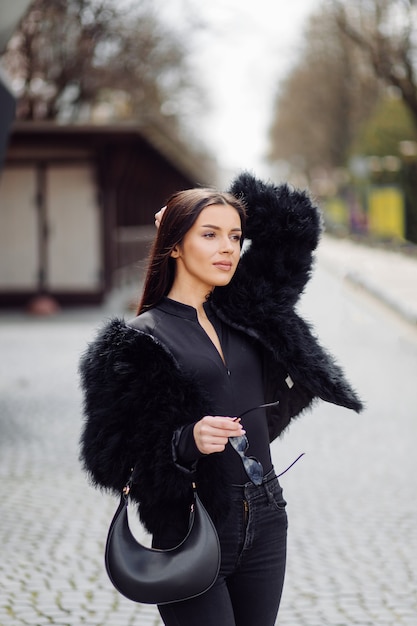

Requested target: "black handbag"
[{"left": 104, "top": 478, "right": 221, "bottom": 605}]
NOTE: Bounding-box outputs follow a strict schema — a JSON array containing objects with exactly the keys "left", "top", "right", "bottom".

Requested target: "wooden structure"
[
  {"left": 0, "top": 0, "right": 32, "bottom": 170},
  {"left": 0, "top": 121, "right": 213, "bottom": 307}
]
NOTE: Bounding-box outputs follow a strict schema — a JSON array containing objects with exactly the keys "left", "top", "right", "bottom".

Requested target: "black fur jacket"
[{"left": 79, "top": 172, "right": 363, "bottom": 536}]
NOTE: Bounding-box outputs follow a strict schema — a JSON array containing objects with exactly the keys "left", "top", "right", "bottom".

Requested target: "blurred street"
[{"left": 1, "top": 236, "right": 416, "bottom": 626}]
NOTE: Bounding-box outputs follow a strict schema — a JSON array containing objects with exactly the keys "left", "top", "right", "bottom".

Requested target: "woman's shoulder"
[
  {"left": 128, "top": 310, "right": 156, "bottom": 333},
  {"left": 127, "top": 306, "right": 164, "bottom": 334},
  {"left": 80, "top": 311, "right": 176, "bottom": 382}
]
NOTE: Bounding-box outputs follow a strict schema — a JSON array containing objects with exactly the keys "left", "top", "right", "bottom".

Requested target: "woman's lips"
[{"left": 213, "top": 262, "right": 233, "bottom": 271}]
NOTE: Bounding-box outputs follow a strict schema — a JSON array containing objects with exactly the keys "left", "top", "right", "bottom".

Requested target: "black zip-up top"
[{"left": 130, "top": 297, "right": 274, "bottom": 484}]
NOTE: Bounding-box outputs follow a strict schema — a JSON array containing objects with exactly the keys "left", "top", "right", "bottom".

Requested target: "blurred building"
[
  {"left": 0, "top": 2, "right": 214, "bottom": 309},
  {"left": 0, "top": 121, "right": 211, "bottom": 308}
]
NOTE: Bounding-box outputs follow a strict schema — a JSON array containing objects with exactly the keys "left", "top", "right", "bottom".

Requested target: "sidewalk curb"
[
  {"left": 317, "top": 235, "right": 417, "bottom": 327},
  {"left": 346, "top": 271, "right": 417, "bottom": 326}
]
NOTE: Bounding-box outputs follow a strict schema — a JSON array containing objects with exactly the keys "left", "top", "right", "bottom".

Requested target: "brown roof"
[{"left": 10, "top": 118, "right": 216, "bottom": 186}]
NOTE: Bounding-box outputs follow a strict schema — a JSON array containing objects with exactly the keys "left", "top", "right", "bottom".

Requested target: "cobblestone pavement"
[{"left": 1, "top": 252, "right": 417, "bottom": 625}]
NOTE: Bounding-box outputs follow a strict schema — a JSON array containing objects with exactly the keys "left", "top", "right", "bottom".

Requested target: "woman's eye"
[{"left": 202, "top": 232, "right": 241, "bottom": 241}]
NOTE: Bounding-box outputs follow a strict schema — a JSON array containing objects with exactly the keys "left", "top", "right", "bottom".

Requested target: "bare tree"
[
  {"left": 0, "top": 0, "right": 199, "bottom": 128},
  {"left": 334, "top": 0, "right": 417, "bottom": 130},
  {"left": 268, "top": 4, "right": 380, "bottom": 181},
  {"left": 334, "top": 0, "right": 417, "bottom": 242}
]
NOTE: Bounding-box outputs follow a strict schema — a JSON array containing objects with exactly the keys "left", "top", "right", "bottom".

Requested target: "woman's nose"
[{"left": 220, "top": 237, "right": 234, "bottom": 252}]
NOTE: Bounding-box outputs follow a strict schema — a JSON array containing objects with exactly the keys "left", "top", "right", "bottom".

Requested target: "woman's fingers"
[
  {"left": 193, "top": 416, "right": 245, "bottom": 454},
  {"left": 154, "top": 206, "right": 167, "bottom": 228}
]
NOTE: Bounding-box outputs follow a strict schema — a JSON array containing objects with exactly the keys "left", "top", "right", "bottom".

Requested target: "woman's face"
[{"left": 171, "top": 203, "right": 242, "bottom": 293}]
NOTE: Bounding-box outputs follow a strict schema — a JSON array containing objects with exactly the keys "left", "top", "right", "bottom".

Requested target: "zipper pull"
[{"left": 243, "top": 499, "right": 249, "bottom": 525}]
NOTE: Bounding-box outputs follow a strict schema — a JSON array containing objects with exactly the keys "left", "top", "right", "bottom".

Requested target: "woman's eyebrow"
[{"left": 200, "top": 224, "right": 242, "bottom": 232}]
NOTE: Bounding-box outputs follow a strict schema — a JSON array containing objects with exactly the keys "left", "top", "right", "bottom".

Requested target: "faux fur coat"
[{"left": 79, "top": 172, "right": 363, "bottom": 536}]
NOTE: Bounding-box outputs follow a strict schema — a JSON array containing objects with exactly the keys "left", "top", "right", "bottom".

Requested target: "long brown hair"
[{"left": 137, "top": 188, "right": 246, "bottom": 314}]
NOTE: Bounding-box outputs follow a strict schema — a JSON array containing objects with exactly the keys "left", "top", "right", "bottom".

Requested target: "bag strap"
[
  {"left": 122, "top": 467, "right": 198, "bottom": 516},
  {"left": 121, "top": 467, "right": 134, "bottom": 499}
]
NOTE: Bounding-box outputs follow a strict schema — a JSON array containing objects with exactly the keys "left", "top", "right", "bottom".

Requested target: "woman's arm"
[
  {"left": 213, "top": 173, "right": 363, "bottom": 431},
  {"left": 229, "top": 171, "right": 322, "bottom": 307},
  {"left": 78, "top": 318, "right": 212, "bottom": 528}
]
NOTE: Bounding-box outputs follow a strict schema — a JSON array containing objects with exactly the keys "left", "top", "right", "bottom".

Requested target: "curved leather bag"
[{"left": 105, "top": 489, "right": 221, "bottom": 605}]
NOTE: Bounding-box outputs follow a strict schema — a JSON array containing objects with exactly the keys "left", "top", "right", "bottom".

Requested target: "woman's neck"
[{"left": 167, "top": 285, "right": 212, "bottom": 317}]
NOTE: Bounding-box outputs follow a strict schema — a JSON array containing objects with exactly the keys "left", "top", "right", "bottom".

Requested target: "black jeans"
[{"left": 157, "top": 471, "right": 288, "bottom": 626}]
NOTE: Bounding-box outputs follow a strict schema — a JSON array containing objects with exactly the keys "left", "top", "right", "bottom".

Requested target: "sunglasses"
[
  {"left": 229, "top": 400, "right": 305, "bottom": 485},
  {"left": 229, "top": 400, "right": 280, "bottom": 485}
]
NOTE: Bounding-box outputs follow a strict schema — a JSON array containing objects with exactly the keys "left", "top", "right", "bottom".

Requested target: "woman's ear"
[{"left": 170, "top": 246, "right": 180, "bottom": 259}]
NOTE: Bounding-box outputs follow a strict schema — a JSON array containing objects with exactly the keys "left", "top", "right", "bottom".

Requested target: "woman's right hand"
[
  {"left": 193, "top": 416, "right": 245, "bottom": 455},
  {"left": 154, "top": 206, "right": 166, "bottom": 229}
]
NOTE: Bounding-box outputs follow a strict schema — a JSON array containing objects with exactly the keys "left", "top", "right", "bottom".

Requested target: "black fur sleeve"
[
  {"left": 228, "top": 171, "right": 322, "bottom": 308},
  {"left": 78, "top": 318, "right": 211, "bottom": 532},
  {"left": 212, "top": 173, "right": 363, "bottom": 427}
]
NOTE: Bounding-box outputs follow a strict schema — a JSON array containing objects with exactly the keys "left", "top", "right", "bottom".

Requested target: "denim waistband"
[{"left": 230, "top": 468, "right": 278, "bottom": 491}]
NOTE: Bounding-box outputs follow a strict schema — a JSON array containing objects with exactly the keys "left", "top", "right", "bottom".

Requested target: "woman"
[{"left": 79, "top": 172, "right": 362, "bottom": 625}]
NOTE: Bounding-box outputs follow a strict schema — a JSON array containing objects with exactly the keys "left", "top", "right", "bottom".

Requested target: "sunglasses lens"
[
  {"left": 230, "top": 436, "right": 263, "bottom": 485},
  {"left": 243, "top": 457, "right": 263, "bottom": 485},
  {"left": 230, "top": 435, "right": 248, "bottom": 453}
]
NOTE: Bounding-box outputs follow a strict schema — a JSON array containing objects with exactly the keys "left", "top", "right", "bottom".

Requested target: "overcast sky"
[{"left": 159, "top": 0, "right": 321, "bottom": 178}]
